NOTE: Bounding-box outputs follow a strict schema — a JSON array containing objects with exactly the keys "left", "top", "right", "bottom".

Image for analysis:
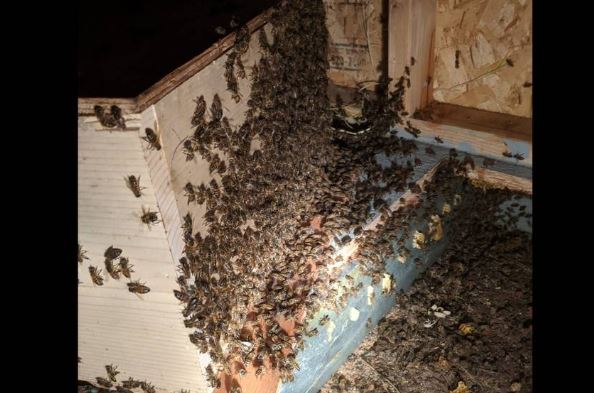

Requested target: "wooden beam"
[
  {"left": 388, "top": 0, "right": 436, "bottom": 113},
  {"left": 414, "top": 102, "right": 532, "bottom": 142}
]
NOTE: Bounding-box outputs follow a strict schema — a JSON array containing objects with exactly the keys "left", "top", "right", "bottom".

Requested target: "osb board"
[
  {"left": 324, "top": 0, "right": 384, "bottom": 89},
  {"left": 77, "top": 118, "right": 209, "bottom": 393},
  {"left": 431, "top": 0, "right": 532, "bottom": 117}
]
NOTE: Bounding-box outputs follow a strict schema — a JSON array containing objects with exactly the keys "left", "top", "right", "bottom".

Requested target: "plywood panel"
[
  {"left": 77, "top": 117, "right": 209, "bottom": 393},
  {"left": 324, "top": 0, "right": 384, "bottom": 89},
  {"left": 431, "top": 0, "right": 532, "bottom": 117}
]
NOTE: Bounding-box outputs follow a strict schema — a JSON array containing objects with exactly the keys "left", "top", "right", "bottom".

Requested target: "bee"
[
  {"left": 104, "top": 246, "right": 122, "bottom": 261},
  {"left": 404, "top": 65, "right": 410, "bottom": 76},
  {"left": 425, "top": 146, "right": 435, "bottom": 155},
  {"left": 506, "top": 58, "right": 514, "bottom": 67},
  {"left": 462, "top": 155, "right": 475, "bottom": 170},
  {"left": 255, "top": 366, "right": 264, "bottom": 378},
  {"left": 111, "top": 105, "right": 126, "bottom": 129},
  {"left": 191, "top": 95, "right": 207, "bottom": 127},
  {"left": 502, "top": 150, "right": 513, "bottom": 158},
  {"left": 184, "top": 183, "right": 196, "bottom": 204},
  {"left": 122, "top": 378, "right": 142, "bottom": 389},
  {"left": 174, "top": 288, "right": 190, "bottom": 303},
  {"left": 178, "top": 257, "right": 191, "bottom": 278},
  {"left": 523, "top": 82, "right": 532, "bottom": 88},
  {"left": 455, "top": 49, "right": 461, "bottom": 69},
  {"left": 94, "top": 105, "right": 117, "bottom": 128},
  {"left": 434, "top": 136, "right": 444, "bottom": 144},
  {"left": 319, "top": 315, "right": 330, "bottom": 326},
  {"left": 125, "top": 175, "right": 144, "bottom": 198},
  {"left": 119, "top": 257, "right": 134, "bottom": 279},
  {"left": 211, "top": 94, "right": 223, "bottom": 122},
  {"left": 182, "top": 139, "right": 195, "bottom": 161},
  {"left": 78, "top": 243, "right": 89, "bottom": 264},
  {"left": 89, "top": 266, "right": 104, "bottom": 286},
  {"left": 116, "top": 387, "right": 134, "bottom": 393},
  {"left": 105, "top": 258, "right": 121, "bottom": 280},
  {"left": 140, "top": 381, "right": 156, "bottom": 393},
  {"left": 513, "top": 153, "right": 525, "bottom": 160},
  {"left": 142, "top": 128, "right": 162, "bottom": 151},
  {"left": 215, "top": 26, "right": 227, "bottom": 35},
  {"left": 96, "top": 377, "right": 112, "bottom": 388},
  {"left": 411, "top": 56, "right": 416, "bottom": 66},
  {"left": 128, "top": 280, "right": 151, "bottom": 294},
  {"left": 230, "top": 386, "right": 242, "bottom": 393},
  {"left": 78, "top": 356, "right": 81, "bottom": 363},
  {"left": 140, "top": 206, "right": 161, "bottom": 228},
  {"left": 105, "top": 364, "right": 119, "bottom": 382}
]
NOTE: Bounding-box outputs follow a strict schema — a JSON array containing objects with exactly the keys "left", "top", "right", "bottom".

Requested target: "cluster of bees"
[
  {"left": 87, "top": 363, "right": 161, "bottom": 393},
  {"left": 94, "top": 105, "right": 126, "bottom": 129},
  {"left": 224, "top": 24, "right": 251, "bottom": 103},
  {"left": 165, "top": 0, "right": 457, "bottom": 387},
  {"left": 80, "top": 245, "right": 150, "bottom": 295}
]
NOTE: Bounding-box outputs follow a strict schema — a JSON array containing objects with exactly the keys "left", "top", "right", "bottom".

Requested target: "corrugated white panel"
[{"left": 78, "top": 117, "right": 208, "bottom": 393}]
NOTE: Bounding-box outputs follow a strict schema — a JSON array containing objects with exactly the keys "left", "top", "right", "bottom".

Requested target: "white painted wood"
[{"left": 78, "top": 117, "right": 209, "bottom": 393}]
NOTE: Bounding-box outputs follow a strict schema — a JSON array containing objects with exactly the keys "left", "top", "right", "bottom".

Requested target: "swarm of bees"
[
  {"left": 150, "top": 0, "right": 526, "bottom": 387},
  {"left": 94, "top": 105, "right": 126, "bottom": 129}
]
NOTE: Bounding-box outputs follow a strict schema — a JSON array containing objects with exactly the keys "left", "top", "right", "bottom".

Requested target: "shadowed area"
[{"left": 78, "top": 0, "right": 276, "bottom": 98}]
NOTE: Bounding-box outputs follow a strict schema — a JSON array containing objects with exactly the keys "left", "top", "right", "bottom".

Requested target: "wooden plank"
[
  {"left": 414, "top": 102, "right": 532, "bottom": 141},
  {"left": 77, "top": 117, "right": 210, "bottom": 393},
  {"left": 402, "top": 117, "right": 532, "bottom": 167},
  {"left": 78, "top": 98, "right": 138, "bottom": 116},
  {"left": 466, "top": 167, "right": 532, "bottom": 194},
  {"left": 388, "top": 0, "right": 436, "bottom": 113}
]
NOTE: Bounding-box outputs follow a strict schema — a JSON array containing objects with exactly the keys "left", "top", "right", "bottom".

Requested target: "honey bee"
[
  {"left": 182, "top": 139, "right": 195, "bottom": 161},
  {"left": 434, "top": 136, "right": 444, "bottom": 144},
  {"left": 513, "top": 153, "right": 525, "bottom": 160},
  {"left": 319, "top": 314, "right": 330, "bottom": 326},
  {"left": 105, "top": 258, "right": 121, "bottom": 280},
  {"left": 116, "top": 387, "right": 134, "bottom": 393},
  {"left": 122, "top": 378, "right": 142, "bottom": 389},
  {"left": 455, "top": 49, "right": 461, "bottom": 69},
  {"left": 104, "top": 246, "right": 122, "bottom": 261},
  {"left": 191, "top": 95, "right": 207, "bottom": 127},
  {"left": 119, "top": 257, "right": 134, "bottom": 279},
  {"left": 177, "top": 257, "right": 191, "bottom": 278},
  {"left": 425, "top": 146, "right": 435, "bottom": 155},
  {"left": 411, "top": 56, "right": 416, "bottom": 66},
  {"left": 210, "top": 94, "right": 223, "bottom": 122},
  {"left": 128, "top": 280, "right": 151, "bottom": 294},
  {"left": 111, "top": 105, "right": 127, "bottom": 129},
  {"left": 523, "top": 82, "right": 532, "bottom": 88},
  {"left": 502, "top": 150, "right": 513, "bottom": 158},
  {"left": 140, "top": 381, "right": 156, "bottom": 393},
  {"left": 142, "top": 128, "right": 162, "bottom": 151},
  {"left": 96, "top": 377, "right": 112, "bottom": 388},
  {"left": 140, "top": 206, "right": 161, "bottom": 228},
  {"left": 125, "top": 175, "right": 144, "bottom": 198},
  {"left": 105, "top": 364, "right": 119, "bottom": 382},
  {"left": 255, "top": 366, "right": 264, "bottom": 378},
  {"left": 78, "top": 243, "right": 89, "bottom": 264},
  {"left": 506, "top": 58, "right": 514, "bottom": 67},
  {"left": 89, "top": 265, "right": 104, "bottom": 286}
]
